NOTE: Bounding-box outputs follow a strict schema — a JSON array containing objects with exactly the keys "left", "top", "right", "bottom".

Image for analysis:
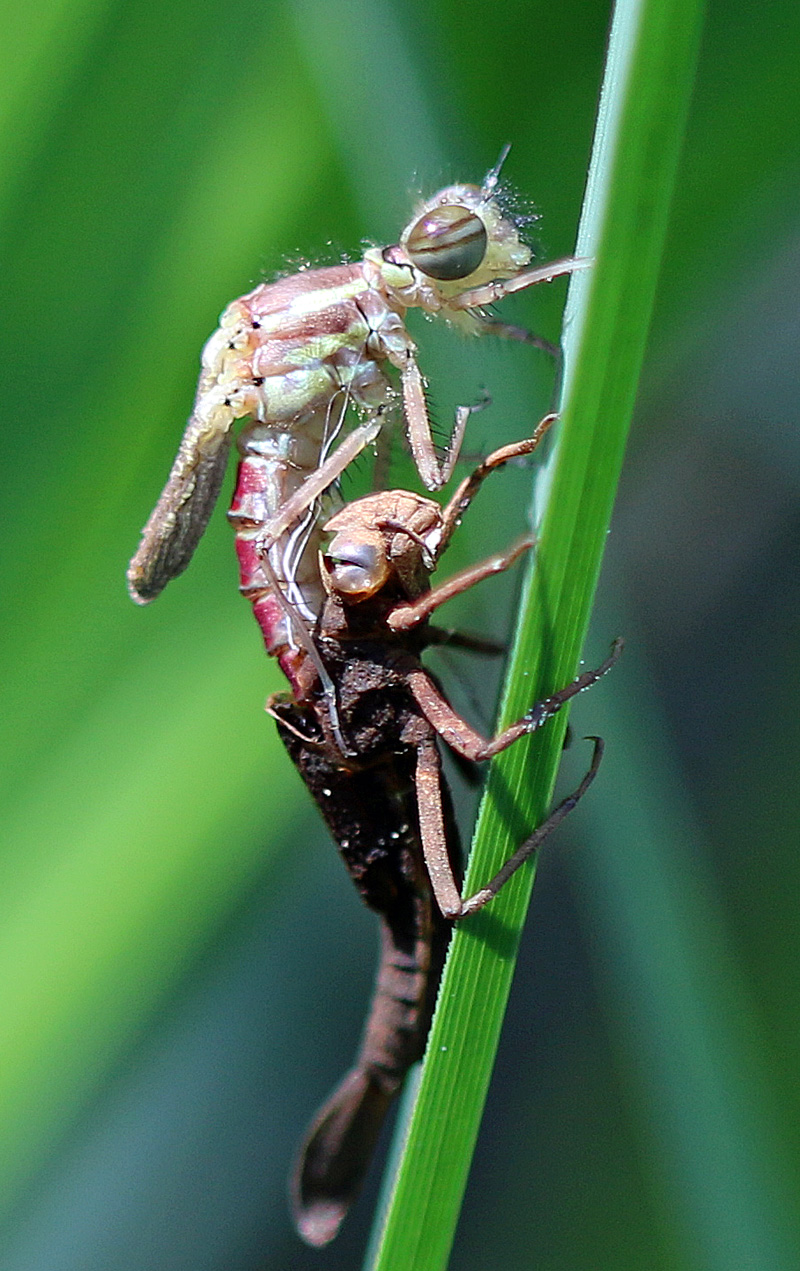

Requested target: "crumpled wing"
[{"left": 127, "top": 412, "right": 234, "bottom": 604}]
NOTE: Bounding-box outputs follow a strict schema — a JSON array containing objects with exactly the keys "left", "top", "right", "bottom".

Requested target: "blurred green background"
[{"left": 1, "top": 0, "right": 798, "bottom": 1268}]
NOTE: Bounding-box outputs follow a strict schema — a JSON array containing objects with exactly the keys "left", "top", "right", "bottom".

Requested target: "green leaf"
[{"left": 368, "top": 0, "right": 707, "bottom": 1266}]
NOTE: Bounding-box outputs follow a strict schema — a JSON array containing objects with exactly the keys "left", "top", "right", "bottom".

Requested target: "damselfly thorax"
[{"left": 127, "top": 153, "right": 587, "bottom": 686}]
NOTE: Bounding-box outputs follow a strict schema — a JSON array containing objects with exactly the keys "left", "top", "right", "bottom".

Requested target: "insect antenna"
[
  {"left": 376, "top": 519, "right": 437, "bottom": 571},
  {"left": 482, "top": 143, "right": 512, "bottom": 197}
]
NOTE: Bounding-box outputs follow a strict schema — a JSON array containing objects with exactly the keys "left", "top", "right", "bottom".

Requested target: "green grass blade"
[{"left": 369, "top": 0, "right": 707, "bottom": 1266}]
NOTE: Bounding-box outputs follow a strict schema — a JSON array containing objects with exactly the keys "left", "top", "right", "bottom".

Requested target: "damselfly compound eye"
[
  {"left": 324, "top": 532, "right": 389, "bottom": 597},
  {"left": 406, "top": 205, "right": 488, "bottom": 281}
]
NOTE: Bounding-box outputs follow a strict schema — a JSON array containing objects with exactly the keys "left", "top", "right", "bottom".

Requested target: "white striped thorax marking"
[{"left": 127, "top": 153, "right": 587, "bottom": 678}]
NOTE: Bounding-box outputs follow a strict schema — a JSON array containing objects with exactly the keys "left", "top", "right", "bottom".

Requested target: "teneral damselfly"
[{"left": 128, "top": 154, "right": 586, "bottom": 679}]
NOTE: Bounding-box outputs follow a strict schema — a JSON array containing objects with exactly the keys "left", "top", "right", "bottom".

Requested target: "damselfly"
[{"left": 127, "top": 152, "right": 586, "bottom": 680}]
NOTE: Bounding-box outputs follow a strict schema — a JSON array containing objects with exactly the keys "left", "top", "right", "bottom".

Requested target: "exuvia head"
[
  {"left": 322, "top": 529, "right": 390, "bottom": 599},
  {"left": 322, "top": 492, "right": 443, "bottom": 602}
]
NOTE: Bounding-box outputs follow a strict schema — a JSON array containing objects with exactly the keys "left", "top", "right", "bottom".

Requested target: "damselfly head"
[{"left": 395, "top": 180, "right": 532, "bottom": 298}]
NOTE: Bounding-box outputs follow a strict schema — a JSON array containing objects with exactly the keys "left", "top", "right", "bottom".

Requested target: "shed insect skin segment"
[
  {"left": 272, "top": 419, "right": 622, "bottom": 1246},
  {"left": 127, "top": 155, "right": 587, "bottom": 680}
]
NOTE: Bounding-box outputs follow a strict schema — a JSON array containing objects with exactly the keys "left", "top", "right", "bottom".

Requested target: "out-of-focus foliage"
[{"left": 0, "top": 1, "right": 797, "bottom": 1269}]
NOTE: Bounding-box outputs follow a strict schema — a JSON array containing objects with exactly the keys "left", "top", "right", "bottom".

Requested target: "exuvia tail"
[{"left": 291, "top": 1066, "right": 394, "bottom": 1247}]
